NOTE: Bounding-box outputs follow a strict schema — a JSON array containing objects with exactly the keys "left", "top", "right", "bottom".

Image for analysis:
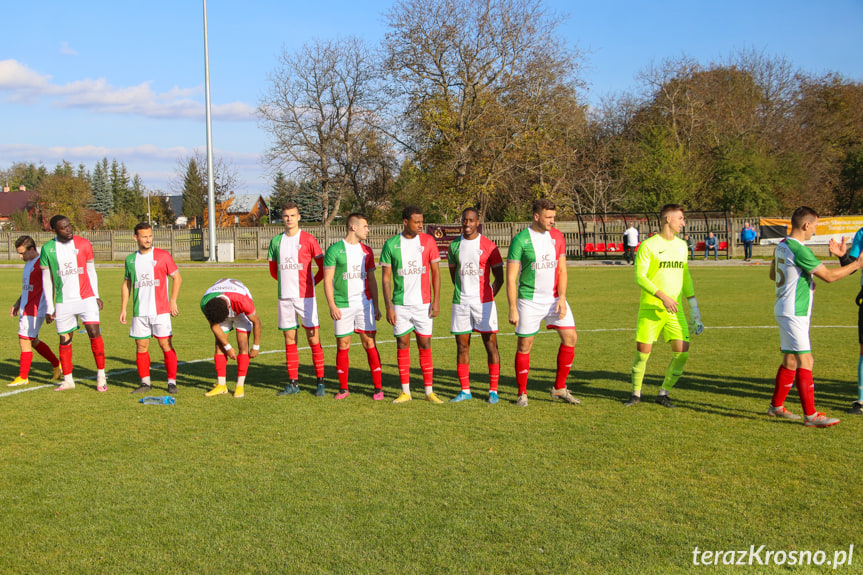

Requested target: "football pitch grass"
[{"left": 1, "top": 264, "right": 861, "bottom": 573}]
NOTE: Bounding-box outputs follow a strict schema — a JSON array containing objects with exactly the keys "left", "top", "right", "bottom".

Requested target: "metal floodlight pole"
[{"left": 203, "top": 0, "right": 217, "bottom": 261}]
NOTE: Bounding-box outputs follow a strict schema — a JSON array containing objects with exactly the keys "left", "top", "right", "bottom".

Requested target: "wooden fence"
[{"left": 0, "top": 215, "right": 828, "bottom": 261}]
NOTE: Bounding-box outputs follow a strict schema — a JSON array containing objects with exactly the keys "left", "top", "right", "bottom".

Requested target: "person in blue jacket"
[{"left": 740, "top": 222, "right": 757, "bottom": 261}]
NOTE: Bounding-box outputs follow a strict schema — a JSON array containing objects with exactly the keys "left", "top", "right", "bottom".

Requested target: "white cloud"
[
  {"left": 0, "top": 59, "right": 255, "bottom": 121},
  {"left": 60, "top": 42, "right": 78, "bottom": 56}
]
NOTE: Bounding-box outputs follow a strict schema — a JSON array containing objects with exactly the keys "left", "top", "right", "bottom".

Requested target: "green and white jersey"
[
  {"left": 773, "top": 237, "right": 822, "bottom": 318},
  {"left": 507, "top": 227, "right": 565, "bottom": 304},
  {"left": 379, "top": 233, "right": 440, "bottom": 305},
  {"left": 323, "top": 240, "right": 376, "bottom": 308},
  {"left": 634, "top": 234, "right": 693, "bottom": 310},
  {"left": 123, "top": 248, "right": 178, "bottom": 317}
]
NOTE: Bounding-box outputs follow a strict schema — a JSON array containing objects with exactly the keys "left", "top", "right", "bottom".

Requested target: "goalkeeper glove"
[{"left": 687, "top": 297, "right": 704, "bottom": 335}]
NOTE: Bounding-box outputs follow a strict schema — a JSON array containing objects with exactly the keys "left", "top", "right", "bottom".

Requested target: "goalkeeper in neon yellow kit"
[{"left": 626, "top": 204, "right": 704, "bottom": 408}]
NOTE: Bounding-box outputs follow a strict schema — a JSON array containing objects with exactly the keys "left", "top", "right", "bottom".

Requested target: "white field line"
[{"left": 0, "top": 324, "right": 854, "bottom": 399}]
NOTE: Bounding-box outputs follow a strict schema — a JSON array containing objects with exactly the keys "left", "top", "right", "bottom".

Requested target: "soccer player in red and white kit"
[
  {"left": 120, "top": 222, "right": 182, "bottom": 395},
  {"left": 8, "top": 236, "right": 61, "bottom": 387},
  {"left": 506, "top": 199, "right": 579, "bottom": 407},
  {"left": 268, "top": 202, "right": 327, "bottom": 397},
  {"left": 323, "top": 213, "right": 384, "bottom": 400},
  {"left": 40, "top": 215, "right": 107, "bottom": 392},
  {"left": 447, "top": 207, "right": 504, "bottom": 404},
  {"left": 200, "top": 278, "right": 262, "bottom": 398},
  {"left": 380, "top": 205, "right": 443, "bottom": 403}
]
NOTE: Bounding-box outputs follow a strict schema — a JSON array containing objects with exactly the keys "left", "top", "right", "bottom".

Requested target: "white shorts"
[
  {"left": 54, "top": 298, "right": 100, "bottom": 335},
  {"left": 776, "top": 315, "right": 811, "bottom": 354},
  {"left": 515, "top": 298, "right": 575, "bottom": 337},
  {"left": 18, "top": 314, "right": 45, "bottom": 340},
  {"left": 333, "top": 299, "right": 377, "bottom": 338},
  {"left": 451, "top": 301, "right": 498, "bottom": 334},
  {"left": 393, "top": 304, "right": 433, "bottom": 338},
  {"left": 278, "top": 297, "right": 319, "bottom": 331},
  {"left": 219, "top": 313, "right": 252, "bottom": 334},
  {"left": 130, "top": 314, "right": 173, "bottom": 339}
]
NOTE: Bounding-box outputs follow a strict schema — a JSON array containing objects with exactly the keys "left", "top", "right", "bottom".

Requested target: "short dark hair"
[
  {"left": 791, "top": 206, "right": 818, "bottom": 230},
  {"left": 660, "top": 204, "right": 684, "bottom": 222},
  {"left": 202, "top": 297, "right": 230, "bottom": 325},
  {"left": 461, "top": 207, "right": 479, "bottom": 219},
  {"left": 402, "top": 205, "right": 423, "bottom": 221},
  {"left": 346, "top": 212, "right": 367, "bottom": 229},
  {"left": 532, "top": 199, "right": 555, "bottom": 215},
  {"left": 133, "top": 222, "right": 153, "bottom": 235},
  {"left": 281, "top": 201, "right": 299, "bottom": 213},
  {"left": 49, "top": 215, "right": 69, "bottom": 230},
  {"left": 15, "top": 236, "right": 36, "bottom": 250}
]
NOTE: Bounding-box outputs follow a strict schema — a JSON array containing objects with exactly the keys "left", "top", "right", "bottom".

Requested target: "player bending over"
[
  {"left": 200, "top": 278, "right": 262, "bottom": 398},
  {"left": 8, "top": 236, "right": 60, "bottom": 387}
]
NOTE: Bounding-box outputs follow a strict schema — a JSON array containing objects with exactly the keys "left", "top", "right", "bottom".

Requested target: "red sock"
[
  {"left": 488, "top": 363, "right": 500, "bottom": 392},
  {"left": 89, "top": 335, "right": 105, "bottom": 370},
  {"left": 419, "top": 348, "right": 433, "bottom": 388},
  {"left": 457, "top": 363, "right": 470, "bottom": 390},
  {"left": 19, "top": 350, "right": 33, "bottom": 379},
  {"left": 336, "top": 348, "right": 350, "bottom": 389},
  {"left": 365, "top": 346, "right": 382, "bottom": 389},
  {"left": 163, "top": 349, "right": 178, "bottom": 380},
  {"left": 311, "top": 342, "right": 325, "bottom": 378},
  {"left": 771, "top": 366, "right": 796, "bottom": 407},
  {"left": 136, "top": 352, "right": 151, "bottom": 379},
  {"left": 286, "top": 343, "right": 299, "bottom": 379},
  {"left": 554, "top": 345, "right": 575, "bottom": 390},
  {"left": 34, "top": 340, "right": 59, "bottom": 367},
  {"left": 59, "top": 343, "right": 73, "bottom": 376},
  {"left": 515, "top": 352, "right": 530, "bottom": 395},
  {"left": 237, "top": 354, "right": 249, "bottom": 378},
  {"left": 214, "top": 354, "right": 227, "bottom": 378},
  {"left": 796, "top": 368, "right": 816, "bottom": 416},
  {"left": 397, "top": 348, "right": 411, "bottom": 385}
]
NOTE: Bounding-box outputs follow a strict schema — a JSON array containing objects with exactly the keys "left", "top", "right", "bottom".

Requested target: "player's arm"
[
  {"left": 10, "top": 296, "right": 21, "bottom": 317},
  {"left": 381, "top": 265, "right": 396, "bottom": 325},
  {"left": 769, "top": 252, "right": 776, "bottom": 281},
  {"left": 491, "top": 263, "right": 504, "bottom": 297},
  {"left": 87, "top": 259, "right": 103, "bottom": 310},
  {"left": 447, "top": 245, "right": 457, "bottom": 285},
  {"left": 429, "top": 260, "right": 440, "bottom": 318},
  {"left": 681, "top": 268, "right": 704, "bottom": 335},
  {"left": 120, "top": 278, "right": 131, "bottom": 324},
  {"left": 555, "top": 255, "right": 568, "bottom": 319},
  {"left": 268, "top": 260, "right": 278, "bottom": 280},
  {"left": 634, "top": 244, "right": 677, "bottom": 312},
  {"left": 169, "top": 270, "right": 182, "bottom": 317},
  {"left": 367, "top": 267, "right": 382, "bottom": 321},
  {"left": 42, "top": 266, "right": 55, "bottom": 318},
  {"left": 248, "top": 311, "right": 262, "bottom": 358},
  {"left": 210, "top": 323, "right": 237, "bottom": 360},
  {"left": 323, "top": 267, "right": 341, "bottom": 320},
  {"left": 313, "top": 255, "right": 325, "bottom": 285},
  {"left": 506, "top": 260, "right": 520, "bottom": 326},
  {"left": 812, "top": 255, "right": 863, "bottom": 283}
]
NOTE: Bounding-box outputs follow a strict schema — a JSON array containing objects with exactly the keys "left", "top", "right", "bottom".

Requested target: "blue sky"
[{"left": 2, "top": 0, "right": 861, "bottom": 196}]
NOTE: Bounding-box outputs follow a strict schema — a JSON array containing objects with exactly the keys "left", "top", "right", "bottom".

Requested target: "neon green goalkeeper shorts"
[{"left": 635, "top": 308, "right": 690, "bottom": 345}]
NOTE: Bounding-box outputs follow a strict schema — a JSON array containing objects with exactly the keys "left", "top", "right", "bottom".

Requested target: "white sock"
[
  {"left": 659, "top": 389, "right": 669, "bottom": 396},
  {"left": 217, "top": 376, "right": 227, "bottom": 386},
  {"left": 425, "top": 387, "right": 434, "bottom": 396},
  {"left": 236, "top": 377, "right": 246, "bottom": 387},
  {"left": 64, "top": 374, "right": 74, "bottom": 385},
  {"left": 141, "top": 376, "right": 151, "bottom": 386},
  {"left": 401, "top": 383, "right": 410, "bottom": 394}
]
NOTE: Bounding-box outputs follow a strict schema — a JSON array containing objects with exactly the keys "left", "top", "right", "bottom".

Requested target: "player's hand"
[
  {"left": 45, "top": 314, "right": 54, "bottom": 324},
  {"left": 119, "top": 310, "right": 126, "bottom": 324},
  {"left": 10, "top": 305, "right": 18, "bottom": 317},
  {"left": 249, "top": 348, "right": 259, "bottom": 359},
  {"left": 374, "top": 307, "right": 382, "bottom": 321},
  {"left": 829, "top": 237, "right": 848, "bottom": 258},
  {"left": 429, "top": 301, "right": 440, "bottom": 318},
  {"left": 96, "top": 298, "right": 104, "bottom": 311},
  {"left": 329, "top": 306, "right": 342, "bottom": 321},
  {"left": 688, "top": 308, "right": 704, "bottom": 336},
  {"left": 170, "top": 301, "right": 180, "bottom": 317},
  {"left": 658, "top": 292, "right": 678, "bottom": 314},
  {"left": 386, "top": 307, "right": 397, "bottom": 326},
  {"left": 556, "top": 300, "right": 566, "bottom": 320},
  {"left": 508, "top": 308, "right": 519, "bottom": 327},
  {"left": 225, "top": 347, "right": 238, "bottom": 360}
]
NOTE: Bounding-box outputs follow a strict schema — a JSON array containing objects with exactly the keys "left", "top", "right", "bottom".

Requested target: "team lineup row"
[{"left": 10, "top": 202, "right": 863, "bottom": 423}]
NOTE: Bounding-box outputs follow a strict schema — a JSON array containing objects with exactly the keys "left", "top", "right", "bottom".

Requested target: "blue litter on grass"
[{"left": 140, "top": 396, "right": 176, "bottom": 405}]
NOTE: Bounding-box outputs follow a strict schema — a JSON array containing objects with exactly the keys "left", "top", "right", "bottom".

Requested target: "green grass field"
[{"left": 1, "top": 264, "right": 861, "bottom": 574}]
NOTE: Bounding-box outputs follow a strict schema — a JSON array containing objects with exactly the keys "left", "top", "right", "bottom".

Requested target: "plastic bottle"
[{"left": 140, "top": 396, "right": 176, "bottom": 405}]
